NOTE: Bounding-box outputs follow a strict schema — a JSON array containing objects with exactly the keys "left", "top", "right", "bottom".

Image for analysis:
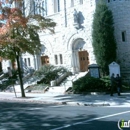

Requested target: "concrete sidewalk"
[{"left": 0, "top": 92, "right": 130, "bottom": 107}]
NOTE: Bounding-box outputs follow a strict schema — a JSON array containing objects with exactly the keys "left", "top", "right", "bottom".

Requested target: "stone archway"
[{"left": 72, "top": 38, "right": 89, "bottom": 73}]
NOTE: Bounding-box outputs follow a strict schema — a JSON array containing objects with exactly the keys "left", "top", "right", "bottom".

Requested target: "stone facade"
[
  {"left": 25, "top": 0, "right": 97, "bottom": 74},
  {"left": 107, "top": 0, "right": 130, "bottom": 80},
  {"left": 1, "top": 0, "right": 130, "bottom": 81}
]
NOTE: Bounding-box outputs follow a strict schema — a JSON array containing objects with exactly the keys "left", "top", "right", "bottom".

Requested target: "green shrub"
[
  {"left": 34, "top": 65, "right": 68, "bottom": 84},
  {"left": 100, "top": 76, "right": 111, "bottom": 91},
  {"left": 73, "top": 76, "right": 106, "bottom": 93},
  {"left": 73, "top": 75, "right": 128, "bottom": 93}
]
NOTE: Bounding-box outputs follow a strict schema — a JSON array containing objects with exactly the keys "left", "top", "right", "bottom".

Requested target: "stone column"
[{"left": 72, "top": 50, "right": 79, "bottom": 73}]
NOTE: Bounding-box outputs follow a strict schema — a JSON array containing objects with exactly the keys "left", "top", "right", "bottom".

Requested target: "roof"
[{"left": 109, "top": 61, "right": 119, "bottom": 67}]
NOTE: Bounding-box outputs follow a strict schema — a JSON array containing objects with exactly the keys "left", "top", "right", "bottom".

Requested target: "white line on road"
[{"left": 51, "top": 110, "right": 130, "bottom": 130}]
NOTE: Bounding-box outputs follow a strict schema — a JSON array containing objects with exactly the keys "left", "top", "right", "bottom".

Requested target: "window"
[
  {"left": 55, "top": 55, "right": 58, "bottom": 64},
  {"left": 34, "top": 0, "right": 46, "bottom": 16},
  {"left": 22, "top": 1, "right": 25, "bottom": 16},
  {"left": 24, "top": 58, "right": 27, "bottom": 66},
  {"left": 71, "top": 0, "right": 74, "bottom": 7},
  {"left": 80, "top": 0, "right": 83, "bottom": 4},
  {"left": 54, "top": 0, "right": 60, "bottom": 13},
  {"left": 59, "top": 54, "right": 63, "bottom": 64},
  {"left": 24, "top": 58, "right": 31, "bottom": 66},
  {"left": 28, "top": 58, "right": 31, "bottom": 66},
  {"left": 122, "top": 31, "right": 126, "bottom": 42},
  {"left": 57, "top": 0, "right": 60, "bottom": 12}
]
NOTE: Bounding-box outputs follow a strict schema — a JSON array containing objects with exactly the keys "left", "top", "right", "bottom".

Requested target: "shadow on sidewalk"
[{"left": 53, "top": 93, "right": 130, "bottom": 106}]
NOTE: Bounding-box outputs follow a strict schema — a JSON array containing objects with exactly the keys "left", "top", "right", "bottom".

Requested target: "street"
[{"left": 0, "top": 101, "right": 130, "bottom": 130}]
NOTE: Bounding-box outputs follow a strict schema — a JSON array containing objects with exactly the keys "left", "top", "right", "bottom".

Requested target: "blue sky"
[{"left": 0, "top": 0, "right": 11, "bottom": 7}]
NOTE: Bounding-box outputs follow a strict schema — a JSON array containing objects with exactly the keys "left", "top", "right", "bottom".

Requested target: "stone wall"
[
  {"left": 107, "top": 0, "right": 130, "bottom": 81},
  {"left": 36, "top": 0, "right": 96, "bottom": 72},
  {"left": 3, "top": 0, "right": 130, "bottom": 81}
]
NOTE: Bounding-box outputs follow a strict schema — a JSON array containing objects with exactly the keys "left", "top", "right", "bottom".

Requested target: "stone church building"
[{"left": 1, "top": 0, "right": 130, "bottom": 80}]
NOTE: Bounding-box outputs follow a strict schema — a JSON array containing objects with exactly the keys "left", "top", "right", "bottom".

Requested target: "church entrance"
[
  {"left": 78, "top": 50, "right": 89, "bottom": 72},
  {"left": 72, "top": 38, "right": 89, "bottom": 73}
]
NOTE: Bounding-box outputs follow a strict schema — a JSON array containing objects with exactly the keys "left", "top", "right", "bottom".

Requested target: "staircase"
[
  {"left": 46, "top": 86, "right": 67, "bottom": 94},
  {"left": 45, "top": 71, "right": 89, "bottom": 94},
  {"left": 60, "top": 71, "right": 89, "bottom": 87}
]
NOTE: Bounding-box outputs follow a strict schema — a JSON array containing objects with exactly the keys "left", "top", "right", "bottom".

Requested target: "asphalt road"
[{"left": 0, "top": 101, "right": 130, "bottom": 130}]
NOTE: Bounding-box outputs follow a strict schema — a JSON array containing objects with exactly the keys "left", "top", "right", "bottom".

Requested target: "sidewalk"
[{"left": 0, "top": 91, "right": 130, "bottom": 107}]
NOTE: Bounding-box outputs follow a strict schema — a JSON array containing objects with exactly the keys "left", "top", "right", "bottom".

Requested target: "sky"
[{"left": 0, "top": 0, "right": 11, "bottom": 7}]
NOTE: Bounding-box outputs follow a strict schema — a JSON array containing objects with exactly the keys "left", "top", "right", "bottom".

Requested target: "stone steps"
[
  {"left": 46, "top": 86, "right": 70, "bottom": 94},
  {"left": 46, "top": 71, "right": 89, "bottom": 94}
]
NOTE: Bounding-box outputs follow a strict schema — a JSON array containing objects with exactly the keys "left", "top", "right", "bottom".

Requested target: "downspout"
[
  {"left": 45, "top": 0, "right": 47, "bottom": 15},
  {"left": 64, "top": 0, "right": 67, "bottom": 27}
]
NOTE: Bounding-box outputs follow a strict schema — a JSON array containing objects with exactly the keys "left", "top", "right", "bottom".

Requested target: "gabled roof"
[{"left": 109, "top": 61, "right": 119, "bottom": 67}]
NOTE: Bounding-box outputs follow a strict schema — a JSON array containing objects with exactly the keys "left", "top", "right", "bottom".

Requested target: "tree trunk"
[{"left": 16, "top": 54, "right": 25, "bottom": 97}]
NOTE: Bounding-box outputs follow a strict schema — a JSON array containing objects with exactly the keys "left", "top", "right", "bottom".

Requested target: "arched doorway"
[{"left": 72, "top": 39, "right": 89, "bottom": 73}]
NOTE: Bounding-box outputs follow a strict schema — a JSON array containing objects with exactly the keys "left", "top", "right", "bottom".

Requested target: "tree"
[
  {"left": 92, "top": 1, "right": 117, "bottom": 75},
  {"left": 0, "top": 0, "right": 56, "bottom": 97}
]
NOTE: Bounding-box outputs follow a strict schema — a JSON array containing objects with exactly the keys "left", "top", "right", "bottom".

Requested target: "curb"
[
  {"left": 66, "top": 102, "right": 110, "bottom": 106},
  {"left": 0, "top": 98, "right": 110, "bottom": 106}
]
